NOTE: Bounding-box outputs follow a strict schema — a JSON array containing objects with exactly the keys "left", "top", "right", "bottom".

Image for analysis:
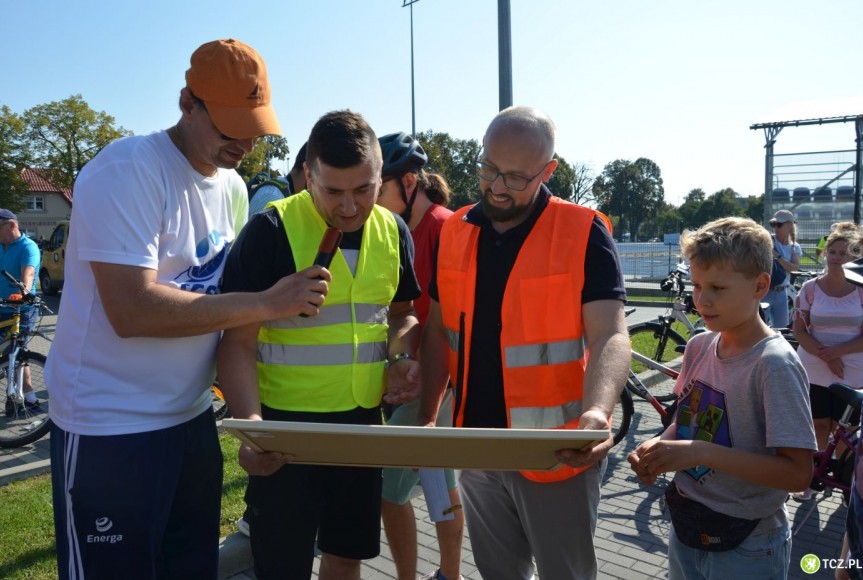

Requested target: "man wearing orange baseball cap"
[{"left": 47, "top": 40, "right": 329, "bottom": 579}]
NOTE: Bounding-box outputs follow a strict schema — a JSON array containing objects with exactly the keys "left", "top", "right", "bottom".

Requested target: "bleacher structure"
[{"left": 750, "top": 115, "right": 862, "bottom": 253}]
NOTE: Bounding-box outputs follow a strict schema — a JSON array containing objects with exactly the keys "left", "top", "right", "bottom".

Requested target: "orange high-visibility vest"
[{"left": 436, "top": 196, "right": 611, "bottom": 482}]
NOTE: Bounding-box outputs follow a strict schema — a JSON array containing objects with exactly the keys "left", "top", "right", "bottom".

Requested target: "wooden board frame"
[{"left": 222, "top": 419, "right": 607, "bottom": 471}]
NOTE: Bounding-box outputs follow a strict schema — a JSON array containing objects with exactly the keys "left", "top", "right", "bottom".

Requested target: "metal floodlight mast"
[
  {"left": 402, "top": 0, "right": 420, "bottom": 136},
  {"left": 498, "top": 0, "right": 513, "bottom": 110}
]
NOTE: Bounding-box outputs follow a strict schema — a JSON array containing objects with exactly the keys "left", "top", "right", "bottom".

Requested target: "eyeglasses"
[
  {"left": 476, "top": 160, "right": 550, "bottom": 192},
  {"left": 770, "top": 222, "right": 789, "bottom": 228}
]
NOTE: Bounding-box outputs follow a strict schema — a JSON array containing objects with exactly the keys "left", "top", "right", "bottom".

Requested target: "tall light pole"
[
  {"left": 498, "top": 0, "right": 513, "bottom": 110},
  {"left": 402, "top": 0, "right": 420, "bottom": 136}
]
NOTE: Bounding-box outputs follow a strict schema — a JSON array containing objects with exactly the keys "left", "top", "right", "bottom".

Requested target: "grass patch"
[
  {"left": 627, "top": 295, "right": 672, "bottom": 303},
  {"left": 0, "top": 432, "right": 247, "bottom": 579}
]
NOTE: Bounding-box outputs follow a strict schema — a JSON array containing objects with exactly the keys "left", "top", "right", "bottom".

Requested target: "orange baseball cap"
[{"left": 185, "top": 39, "right": 282, "bottom": 140}]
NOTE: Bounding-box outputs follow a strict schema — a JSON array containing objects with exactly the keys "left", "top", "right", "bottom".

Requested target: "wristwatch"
[{"left": 386, "top": 352, "right": 413, "bottom": 368}]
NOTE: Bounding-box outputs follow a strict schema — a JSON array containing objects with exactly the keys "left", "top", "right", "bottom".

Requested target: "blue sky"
[{"left": 2, "top": 0, "right": 861, "bottom": 205}]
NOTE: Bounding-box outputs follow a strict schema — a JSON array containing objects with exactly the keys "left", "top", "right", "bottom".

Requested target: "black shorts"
[
  {"left": 810, "top": 384, "right": 862, "bottom": 424},
  {"left": 50, "top": 408, "right": 223, "bottom": 580},
  {"left": 245, "top": 405, "right": 383, "bottom": 579}
]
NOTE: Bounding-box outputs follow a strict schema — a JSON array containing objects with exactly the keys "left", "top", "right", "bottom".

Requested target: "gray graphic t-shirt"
[{"left": 672, "top": 332, "right": 816, "bottom": 526}]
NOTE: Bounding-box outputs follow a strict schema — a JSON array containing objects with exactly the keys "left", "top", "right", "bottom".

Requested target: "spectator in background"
[
  {"left": 0, "top": 209, "right": 41, "bottom": 416},
  {"left": 766, "top": 209, "right": 801, "bottom": 328},
  {"left": 791, "top": 223, "right": 863, "bottom": 501},
  {"left": 248, "top": 142, "right": 308, "bottom": 215},
  {"left": 376, "top": 131, "right": 464, "bottom": 580}
]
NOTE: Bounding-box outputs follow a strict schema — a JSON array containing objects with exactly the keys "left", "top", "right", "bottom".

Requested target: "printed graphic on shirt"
[
  {"left": 172, "top": 230, "right": 230, "bottom": 295},
  {"left": 676, "top": 378, "right": 731, "bottom": 482}
]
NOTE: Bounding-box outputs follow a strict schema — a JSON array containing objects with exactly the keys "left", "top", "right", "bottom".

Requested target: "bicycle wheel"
[
  {"left": 211, "top": 381, "right": 230, "bottom": 421},
  {"left": 0, "top": 351, "right": 50, "bottom": 448},
  {"left": 628, "top": 322, "right": 685, "bottom": 402},
  {"left": 612, "top": 386, "right": 635, "bottom": 447},
  {"left": 629, "top": 322, "right": 687, "bottom": 368}
]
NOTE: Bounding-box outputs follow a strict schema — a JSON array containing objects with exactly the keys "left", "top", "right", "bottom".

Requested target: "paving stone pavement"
[
  {"left": 219, "top": 376, "right": 849, "bottom": 580},
  {"left": 0, "top": 348, "right": 851, "bottom": 579}
]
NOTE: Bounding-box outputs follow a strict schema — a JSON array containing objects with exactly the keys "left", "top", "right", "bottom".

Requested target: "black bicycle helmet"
[{"left": 379, "top": 132, "right": 427, "bottom": 178}]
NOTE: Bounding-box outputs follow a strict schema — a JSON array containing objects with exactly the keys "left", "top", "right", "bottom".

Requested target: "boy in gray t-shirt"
[{"left": 628, "top": 217, "right": 817, "bottom": 580}]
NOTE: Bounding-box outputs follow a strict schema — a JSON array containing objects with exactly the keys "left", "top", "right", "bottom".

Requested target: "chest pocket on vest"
[{"left": 518, "top": 274, "right": 579, "bottom": 343}]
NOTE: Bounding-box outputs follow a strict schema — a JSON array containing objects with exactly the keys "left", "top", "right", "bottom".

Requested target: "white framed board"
[{"left": 222, "top": 419, "right": 607, "bottom": 471}]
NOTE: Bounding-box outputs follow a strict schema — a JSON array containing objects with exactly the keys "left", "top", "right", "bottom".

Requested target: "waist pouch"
[{"left": 665, "top": 481, "right": 761, "bottom": 552}]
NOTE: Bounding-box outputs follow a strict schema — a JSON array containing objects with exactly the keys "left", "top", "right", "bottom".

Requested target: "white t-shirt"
[
  {"left": 46, "top": 131, "right": 248, "bottom": 435},
  {"left": 796, "top": 279, "right": 863, "bottom": 388}
]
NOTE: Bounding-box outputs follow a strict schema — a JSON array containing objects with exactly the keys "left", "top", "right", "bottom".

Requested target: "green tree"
[
  {"left": 548, "top": 155, "right": 595, "bottom": 206},
  {"left": 238, "top": 135, "right": 290, "bottom": 182},
  {"left": 678, "top": 188, "right": 706, "bottom": 229},
  {"left": 416, "top": 130, "right": 481, "bottom": 209},
  {"left": 656, "top": 203, "right": 683, "bottom": 239},
  {"left": 695, "top": 188, "right": 744, "bottom": 225},
  {"left": 21, "top": 95, "right": 132, "bottom": 189},
  {"left": 0, "top": 105, "right": 30, "bottom": 211},
  {"left": 745, "top": 194, "right": 765, "bottom": 223},
  {"left": 593, "top": 157, "right": 665, "bottom": 241}
]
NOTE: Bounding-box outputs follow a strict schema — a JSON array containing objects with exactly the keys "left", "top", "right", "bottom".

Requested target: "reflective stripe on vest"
[
  {"left": 505, "top": 337, "right": 586, "bottom": 368},
  {"left": 510, "top": 400, "right": 584, "bottom": 430},
  {"left": 257, "top": 192, "right": 399, "bottom": 412},
  {"left": 264, "top": 303, "right": 389, "bottom": 330},
  {"left": 258, "top": 341, "right": 388, "bottom": 366},
  {"left": 437, "top": 196, "right": 609, "bottom": 483}
]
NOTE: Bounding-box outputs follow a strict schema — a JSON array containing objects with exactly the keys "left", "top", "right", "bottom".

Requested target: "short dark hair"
[
  {"left": 306, "top": 110, "right": 381, "bottom": 172},
  {"left": 290, "top": 142, "right": 307, "bottom": 173}
]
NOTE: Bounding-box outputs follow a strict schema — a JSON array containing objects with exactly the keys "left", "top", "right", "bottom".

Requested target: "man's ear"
[
  {"left": 542, "top": 159, "right": 559, "bottom": 183},
  {"left": 178, "top": 87, "right": 196, "bottom": 118},
  {"left": 303, "top": 161, "right": 313, "bottom": 190}
]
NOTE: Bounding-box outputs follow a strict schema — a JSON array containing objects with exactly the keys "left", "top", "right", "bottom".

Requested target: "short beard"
[{"left": 479, "top": 189, "right": 534, "bottom": 225}]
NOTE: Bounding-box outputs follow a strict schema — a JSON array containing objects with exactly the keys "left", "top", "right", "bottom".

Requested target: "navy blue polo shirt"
[{"left": 428, "top": 187, "right": 626, "bottom": 428}]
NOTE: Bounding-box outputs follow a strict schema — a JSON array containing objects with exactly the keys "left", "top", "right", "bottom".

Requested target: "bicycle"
[
  {"left": 791, "top": 382, "right": 862, "bottom": 534},
  {"left": 628, "top": 264, "right": 704, "bottom": 376},
  {"left": 612, "top": 350, "right": 680, "bottom": 446},
  {"left": 0, "top": 270, "right": 54, "bottom": 448}
]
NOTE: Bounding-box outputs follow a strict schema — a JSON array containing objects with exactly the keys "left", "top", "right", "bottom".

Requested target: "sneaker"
[
  {"left": 792, "top": 488, "right": 814, "bottom": 502},
  {"left": 5, "top": 399, "right": 42, "bottom": 418},
  {"left": 237, "top": 516, "right": 250, "bottom": 537},
  {"left": 419, "top": 571, "right": 464, "bottom": 580}
]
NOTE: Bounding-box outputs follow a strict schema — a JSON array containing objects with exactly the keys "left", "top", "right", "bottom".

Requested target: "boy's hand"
[
  {"left": 628, "top": 438, "right": 660, "bottom": 486},
  {"left": 634, "top": 438, "right": 706, "bottom": 478}
]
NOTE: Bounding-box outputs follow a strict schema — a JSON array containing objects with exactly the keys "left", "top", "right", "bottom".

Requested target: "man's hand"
[
  {"left": 555, "top": 408, "right": 612, "bottom": 468},
  {"left": 383, "top": 359, "right": 421, "bottom": 405},
  {"left": 265, "top": 265, "right": 332, "bottom": 319},
  {"left": 238, "top": 443, "right": 295, "bottom": 477}
]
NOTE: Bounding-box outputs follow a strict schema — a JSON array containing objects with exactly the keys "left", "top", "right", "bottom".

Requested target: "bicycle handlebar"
[{"left": 0, "top": 270, "right": 54, "bottom": 314}]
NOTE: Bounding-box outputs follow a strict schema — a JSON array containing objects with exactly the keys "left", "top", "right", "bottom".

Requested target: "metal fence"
[{"left": 616, "top": 240, "right": 823, "bottom": 284}]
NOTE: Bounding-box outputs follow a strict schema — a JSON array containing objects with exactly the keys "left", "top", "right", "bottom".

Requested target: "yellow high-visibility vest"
[{"left": 257, "top": 192, "right": 400, "bottom": 411}]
